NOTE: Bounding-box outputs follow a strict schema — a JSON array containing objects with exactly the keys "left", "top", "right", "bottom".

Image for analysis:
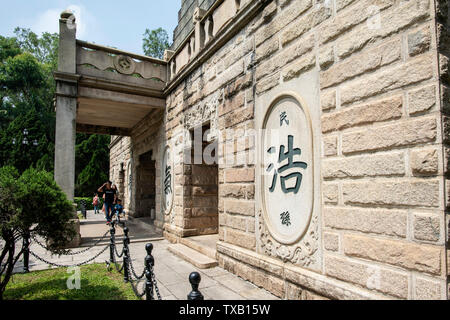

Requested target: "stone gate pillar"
[{"left": 54, "top": 10, "right": 79, "bottom": 201}]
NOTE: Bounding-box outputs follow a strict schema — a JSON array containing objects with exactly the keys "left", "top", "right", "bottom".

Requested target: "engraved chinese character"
[
  {"left": 266, "top": 135, "right": 307, "bottom": 194},
  {"left": 280, "top": 211, "right": 291, "bottom": 226},
  {"left": 280, "top": 111, "right": 289, "bottom": 126},
  {"left": 164, "top": 165, "right": 172, "bottom": 195}
]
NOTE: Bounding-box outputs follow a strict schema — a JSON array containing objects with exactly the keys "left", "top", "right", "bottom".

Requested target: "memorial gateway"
[{"left": 54, "top": 0, "right": 450, "bottom": 299}]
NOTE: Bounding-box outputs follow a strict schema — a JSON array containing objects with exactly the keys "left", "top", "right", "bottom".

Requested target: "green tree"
[
  {"left": 142, "top": 27, "right": 170, "bottom": 59},
  {"left": 0, "top": 29, "right": 110, "bottom": 194},
  {"left": 0, "top": 167, "right": 75, "bottom": 300},
  {"left": 75, "top": 134, "right": 110, "bottom": 196}
]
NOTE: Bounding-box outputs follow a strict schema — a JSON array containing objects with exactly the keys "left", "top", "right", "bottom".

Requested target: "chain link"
[
  {"left": 128, "top": 254, "right": 145, "bottom": 280},
  {"left": 129, "top": 278, "right": 146, "bottom": 299},
  {"left": 110, "top": 249, "right": 124, "bottom": 273},
  {"left": 30, "top": 230, "right": 109, "bottom": 256},
  {"left": 29, "top": 244, "right": 109, "bottom": 268},
  {"left": 151, "top": 266, "right": 162, "bottom": 300},
  {"left": 114, "top": 242, "right": 124, "bottom": 258}
]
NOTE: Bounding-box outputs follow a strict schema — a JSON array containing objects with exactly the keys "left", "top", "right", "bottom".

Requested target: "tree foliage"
[
  {"left": 0, "top": 167, "right": 75, "bottom": 300},
  {"left": 75, "top": 134, "right": 110, "bottom": 196},
  {"left": 142, "top": 27, "right": 170, "bottom": 59},
  {"left": 0, "top": 29, "right": 110, "bottom": 196}
]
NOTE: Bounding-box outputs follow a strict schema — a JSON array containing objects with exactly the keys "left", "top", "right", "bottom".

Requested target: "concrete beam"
[
  {"left": 76, "top": 123, "right": 131, "bottom": 136},
  {"left": 78, "top": 87, "right": 165, "bottom": 108}
]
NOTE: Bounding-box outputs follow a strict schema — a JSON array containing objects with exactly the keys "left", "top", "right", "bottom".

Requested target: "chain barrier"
[
  {"left": 29, "top": 244, "right": 109, "bottom": 268},
  {"left": 129, "top": 277, "right": 146, "bottom": 298},
  {"left": 127, "top": 246, "right": 145, "bottom": 280},
  {"left": 21, "top": 216, "right": 197, "bottom": 301},
  {"left": 30, "top": 230, "right": 109, "bottom": 256},
  {"left": 108, "top": 249, "right": 124, "bottom": 273},
  {"left": 114, "top": 242, "right": 124, "bottom": 258},
  {"left": 151, "top": 266, "right": 162, "bottom": 300}
]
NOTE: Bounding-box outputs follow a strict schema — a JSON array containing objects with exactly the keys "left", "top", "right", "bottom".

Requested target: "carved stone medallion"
[{"left": 114, "top": 55, "right": 136, "bottom": 75}]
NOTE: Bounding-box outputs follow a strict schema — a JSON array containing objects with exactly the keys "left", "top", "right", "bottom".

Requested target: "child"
[
  {"left": 92, "top": 193, "right": 99, "bottom": 214},
  {"left": 114, "top": 199, "right": 125, "bottom": 218}
]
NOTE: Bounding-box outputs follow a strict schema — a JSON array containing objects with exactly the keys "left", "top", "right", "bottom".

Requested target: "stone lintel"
[{"left": 76, "top": 123, "right": 131, "bottom": 136}]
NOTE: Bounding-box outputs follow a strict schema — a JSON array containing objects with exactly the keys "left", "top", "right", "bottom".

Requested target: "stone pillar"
[
  {"left": 54, "top": 10, "right": 78, "bottom": 201},
  {"left": 193, "top": 8, "right": 206, "bottom": 55}
]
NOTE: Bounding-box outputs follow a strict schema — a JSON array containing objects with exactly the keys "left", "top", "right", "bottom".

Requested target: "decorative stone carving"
[
  {"left": 258, "top": 93, "right": 320, "bottom": 268},
  {"left": 183, "top": 90, "right": 222, "bottom": 133},
  {"left": 162, "top": 145, "right": 174, "bottom": 215},
  {"left": 114, "top": 55, "right": 136, "bottom": 75},
  {"left": 259, "top": 208, "right": 319, "bottom": 267}
]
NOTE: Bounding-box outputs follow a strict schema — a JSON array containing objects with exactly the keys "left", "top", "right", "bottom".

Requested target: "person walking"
[
  {"left": 92, "top": 193, "right": 99, "bottom": 214},
  {"left": 98, "top": 181, "right": 117, "bottom": 224}
]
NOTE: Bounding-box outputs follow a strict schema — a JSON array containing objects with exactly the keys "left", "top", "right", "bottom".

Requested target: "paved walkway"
[{"left": 9, "top": 211, "right": 278, "bottom": 300}]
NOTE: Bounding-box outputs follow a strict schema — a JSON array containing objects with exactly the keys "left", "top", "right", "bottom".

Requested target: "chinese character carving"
[
  {"left": 267, "top": 135, "right": 307, "bottom": 194},
  {"left": 280, "top": 211, "right": 291, "bottom": 226},
  {"left": 164, "top": 165, "right": 172, "bottom": 195},
  {"left": 280, "top": 111, "right": 289, "bottom": 126}
]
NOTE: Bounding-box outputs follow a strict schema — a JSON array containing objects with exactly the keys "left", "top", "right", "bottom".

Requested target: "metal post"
[
  {"left": 122, "top": 227, "right": 130, "bottom": 283},
  {"left": 109, "top": 225, "right": 115, "bottom": 265},
  {"left": 22, "top": 231, "right": 30, "bottom": 273},
  {"left": 187, "top": 272, "right": 204, "bottom": 300},
  {"left": 144, "top": 243, "right": 154, "bottom": 301}
]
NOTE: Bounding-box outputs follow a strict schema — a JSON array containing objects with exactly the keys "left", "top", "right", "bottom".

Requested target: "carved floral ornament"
[
  {"left": 183, "top": 90, "right": 222, "bottom": 132},
  {"left": 258, "top": 93, "right": 319, "bottom": 267},
  {"left": 113, "top": 55, "right": 136, "bottom": 75}
]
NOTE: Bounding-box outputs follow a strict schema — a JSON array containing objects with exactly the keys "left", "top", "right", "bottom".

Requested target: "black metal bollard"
[
  {"left": 22, "top": 231, "right": 30, "bottom": 273},
  {"left": 109, "top": 225, "right": 115, "bottom": 265},
  {"left": 187, "top": 272, "right": 204, "bottom": 300},
  {"left": 144, "top": 243, "right": 154, "bottom": 300},
  {"left": 122, "top": 226, "right": 130, "bottom": 283}
]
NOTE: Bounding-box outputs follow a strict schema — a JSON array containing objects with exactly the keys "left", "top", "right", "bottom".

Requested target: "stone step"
[
  {"left": 180, "top": 237, "right": 217, "bottom": 260},
  {"left": 168, "top": 243, "right": 218, "bottom": 269}
]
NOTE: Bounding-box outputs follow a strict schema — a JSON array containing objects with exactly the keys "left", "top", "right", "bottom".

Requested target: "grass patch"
[{"left": 4, "top": 263, "right": 139, "bottom": 300}]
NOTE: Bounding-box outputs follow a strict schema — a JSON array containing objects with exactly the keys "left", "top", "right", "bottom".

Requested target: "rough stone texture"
[
  {"left": 342, "top": 117, "right": 437, "bottom": 154},
  {"left": 324, "top": 207, "right": 407, "bottom": 238},
  {"left": 322, "top": 96, "right": 403, "bottom": 133},
  {"left": 325, "top": 255, "right": 409, "bottom": 299},
  {"left": 415, "top": 277, "right": 444, "bottom": 300},
  {"left": 323, "top": 135, "right": 338, "bottom": 156},
  {"left": 413, "top": 213, "right": 441, "bottom": 242},
  {"left": 343, "top": 234, "right": 443, "bottom": 275},
  {"left": 323, "top": 233, "right": 339, "bottom": 252},
  {"left": 323, "top": 152, "right": 405, "bottom": 179},
  {"left": 323, "top": 183, "right": 339, "bottom": 204},
  {"left": 340, "top": 56, "right": 433, "bottom": 106},
  {"left": 321, "top": 90, "right": 336, "bottom": 111},
  {"left": 411, "top": 148, "right": 439, "bottom": 175},
  {"left": 321, "top": 39, "right": 402, "bottom": 89},
  {"left": 342, "top": 180, "right": 440, "bottom": 207},
  {"left": 408, "top": 85, "right": 436, "bottom": 115},
  {"left": 336, "top": 0, "right": 430, "bottom": 59},
  {"left": 408, "top": 26, "right": 431, "bottom": 57}
]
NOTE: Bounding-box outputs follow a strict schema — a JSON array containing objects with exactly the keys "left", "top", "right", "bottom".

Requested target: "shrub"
[{"left": 0, "top": 167, "right": 75, "bottom": 300}]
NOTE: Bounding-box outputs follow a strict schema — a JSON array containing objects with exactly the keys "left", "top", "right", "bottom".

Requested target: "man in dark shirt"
[{"left": 98, "top": 181, "right": 116, "bottom": 224}]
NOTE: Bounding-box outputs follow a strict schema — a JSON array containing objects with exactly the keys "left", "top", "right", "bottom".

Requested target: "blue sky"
[{"left": 0, "top": 0, "right": 181, "bottom": 55}]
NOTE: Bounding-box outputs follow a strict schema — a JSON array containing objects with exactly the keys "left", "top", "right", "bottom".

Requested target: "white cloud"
[{"left": 31, "top": 4, "right": 94, "bottom": 38}]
